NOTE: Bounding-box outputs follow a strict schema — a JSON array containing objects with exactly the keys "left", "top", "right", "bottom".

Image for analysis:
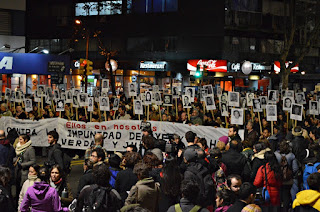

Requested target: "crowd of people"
[{"left": 1, "top": 86, "right": 320, "bottom": 211}]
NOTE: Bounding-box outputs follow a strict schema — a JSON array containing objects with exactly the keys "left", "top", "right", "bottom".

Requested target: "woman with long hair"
[
  {"left": 249, "top": 142, "right": 271, "bottom": 182},
  {"left": 20, "top": 167, "right": 68, "bottom": 211},
  {"left": 215, "top": 188, "right": 235, "bottom": 212},
  {"left": 18, "top": 164, "right": 41, "bottom": 212},
  {"left": 49, "top": 164, "right": 73, "bottom": 207},
  {"left": 159, "top": 156, "right": 182, "bottom": 212},
  {"left": 254, "top": 151, "right": 282, "bottom": 206},
  {"left": 14, "top": 134, "right": 36, "bottom": 197},
  {"left": 0, "top": 166, "right": 15, "bottom": 212}
]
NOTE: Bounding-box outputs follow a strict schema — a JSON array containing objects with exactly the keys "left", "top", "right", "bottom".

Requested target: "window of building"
[
  {"left": 132, "top": 0, "right": 178, "bottom": 13},
  {"left": 75, "top": 1, "right": 122, "bottom": 16},
  {"left": 0, "top": 10, "right": 11, "bottom": 35},
  {"left": 127, "top": 36, "right": 177, "bottom": 52}
]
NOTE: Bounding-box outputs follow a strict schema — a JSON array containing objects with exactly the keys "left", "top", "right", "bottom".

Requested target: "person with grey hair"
[
  {"left": 190, "top": 109, "right": 203, "bottom": 125},
  {"left": 0, "top": 103, "right": 12, "bottom": 117}
]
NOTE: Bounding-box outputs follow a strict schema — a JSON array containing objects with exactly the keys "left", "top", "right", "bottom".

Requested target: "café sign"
[
  {"left": 140, "top": 61, "right": 167, "bottom": 70},
  {"left": 230, "top": 62, "right": 272, "bottom": 72}
]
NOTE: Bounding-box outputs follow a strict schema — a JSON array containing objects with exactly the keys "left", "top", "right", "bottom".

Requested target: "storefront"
[{"left": 0, "top": 52, "right": 70, "bottom": 94}]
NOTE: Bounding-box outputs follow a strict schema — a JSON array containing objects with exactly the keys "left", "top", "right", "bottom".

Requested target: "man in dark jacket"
[
  {"left": 0, "top": 130, "right": 15, "bottom": 170},
  {"left": 228, "top": 125, "right": 241, "bottom": 143},
  {"left": 291, "top": 126, "right": 310, "bottom": 163},
  {"left": 45, "top": 131, "right": 64, "bottom": 170},
  {"left": 75, "top": 159, "right": 94, "bottom": 199},
  {"left": 244, "top": 121, "right": 259, "bottom": 145},
  {"left": 226, "top": 182, "right": 256, "bottom": 212},
  {"left": 221, "top": 140, "right": 248, "bottom": 179},
  {"left": 167, "top": 179, "right": 209, "bottom": 212}
]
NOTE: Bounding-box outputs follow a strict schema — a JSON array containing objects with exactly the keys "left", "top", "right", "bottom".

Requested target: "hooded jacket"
[
  {"left": 249, "top": 148, "right": 271, "bottom": 182},
  {"left": 46, "top": 143, "right": 64, "bottom": 170},
  {"left": 293, "top": 190, "right": 320, "bottom": 212},
  {"left": 20, "top": 181, "right": 68, "bottom": 212}
]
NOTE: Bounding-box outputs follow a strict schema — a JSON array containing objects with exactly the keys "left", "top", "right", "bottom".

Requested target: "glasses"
[{"left": 91, "top": 154, "right": 98, "bottom": 158}]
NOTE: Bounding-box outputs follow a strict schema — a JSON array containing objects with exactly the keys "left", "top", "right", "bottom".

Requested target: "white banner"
[{"left": 0, "top": 117, "right": 235, "bottom": 151}]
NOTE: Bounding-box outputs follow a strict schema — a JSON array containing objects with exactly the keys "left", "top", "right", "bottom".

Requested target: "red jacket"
[{"left": 253, "top": 163, "right": 282, "bottom": 206}]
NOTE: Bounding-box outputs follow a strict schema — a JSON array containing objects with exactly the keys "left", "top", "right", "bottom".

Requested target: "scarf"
[
  {"left": 50, "top": 177, "right": 63, "bottom": 190},
  {"left": 15, "top": 140, "right": 32, "bottom": 156},
  {"left": 28, "top": 174, "right": 39, "bottom": 182}
]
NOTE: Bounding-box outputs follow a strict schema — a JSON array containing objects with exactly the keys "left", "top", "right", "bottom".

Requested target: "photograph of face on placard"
[
  {"left": 61, "top": 92, "right": 66, "bottom": 101},
  {"left": 295, "top": 92, "right": 306, "bottom": 105},
  {"left": 72, "top": 95, "right": 79, "bottom": 108},
  {"left": 5, "top": 88, "right": 11, "bottom": 100},
  {"left": 134, "top": 100, "right": 143, "bottom": 115},
  {"left": 283, "top": 97, "right": 294, "bottom": 111},
  {"left": 200, "top": 87, "right": 208, "bottom": 102},
  {"left": 73, "top": 88, "right": 80, "bottom": 97},
  {"left": 185, "top": 87, "right": 195, "bottom": 102},
  {"left": 268, "top": 90, "right": 278, "bottom": 103},
  {"left": 66, "top": 90, "right": 73, "bottom": 103},
  {"left": 153, "top": 85, "right": 159, "bottom": 92},
  {"left": 163, "top": 95, "right": 173, "bottom": 106},
  {"left": 252, "top": 98, "right": 262, "bottom": 112},
  {"left": 56, "top": 99, "right": 65, "bottom": 112},
  {"left": 291, "top": 103, "right": 303, "bottom": 121},
  {"left": 221, "top": 103, "right": 229, "bottom": 116},
  {"left": 88, "top": 97, "right": 94, "bottom": 112},
  {"left": 154, "top": 92, "right": 162, "bottom": 105},
  {"left": 216, "top": 86, "right": 222, "bottom": 97},
  {"left": 53, "top": 89, "right": 60, "bottom": 100},
  {"left": 37, "top": 85, "right": 46, "bottom": 97},
  {"left": 145, "top": 91, "right": 152, "bottom": 105},
  {"left": 205, "top": 96, "right": 216, "bottom": 110},
  {"left": 246, "top": 93, "right": 254, "bottom": 106},
  {"left": 99, "top": 97, "right": 110, "bottom": 111},
  {"left": 231, "top": 108, "right": 243, "bottom": 125},
  {"left": 9, "top": 90, "right": 15, "bottom": 102},
  {"left": 172, "top": 86, "right": 180, "bottom": 99},
  {"left": 24, "top": 99, "right": 33, "bottom": 113},
  {"left": 101, "top": 79, "right": 109, "bottom": 92},
  {"left": 15, "top": 91, "right": 22, "bottom": 103},
  {"left": 182, "top": 95, "right": 192, "bottom": 109},
  {"left": 113, "top": 98, "right": 120, "bottom": 110},
  {"left": 220, "top": 91, "right": 228, "bottom": 105},
  {"left": 309, "top": 101, "right": 319, "bottom": 115},
  {"left": 285, "top": 90, "right": 295, "bottom": 98},
  {"left": 228, "top": 92, "right": 239, "bottom": 107},
  {"left": 128, "top": 83, "right": 137, "bottom": 97},
  {"left": 266, "top": 105, "right": 277, "bottom": 121},
  {"left": 240, "top": 97, "right": 247, "bottom": 110},
  {"left": 260, "top": 96, "right": 268, "bottom": 109},
  {"left": 78, "top": 93, "right": 88, "bottom": 107},
  {"left": 203, "top": 84, "right": 214, "bottom": 96},
  {"left": 47, "top": 87, "right": 53, "bottom": 99}
]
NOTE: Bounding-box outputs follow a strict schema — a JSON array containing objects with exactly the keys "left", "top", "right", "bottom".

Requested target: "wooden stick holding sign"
[
  {"left": 167, "top": 106, "right": 169, "bottom": 115},
  {"left": 175, "top": 99, "right": 178, "bottom": 120},
  {"left": 203, "top": 102, "right": 206, "bottom": 122},
  {"left": 90, "top": 111, "right": 92, "bottom": 122},
  {"left": 104, "top": 111, "right": 107, "bottom": 121},
  {"left": 159, "top": 106, "right": 162, "bottom": 121},
  {"left": 59, "top": 111, "right": 61, "bottom": 118},
  {"left": 271, "top": 121, "right": 274, "bottom": 135},
  {"left": 258, "top": 112, "right": 262, "bottom": 134},
  {"left": 147, "top": 105, "right": 150, "bottom": 121},
  {"left": 251, "top": 107, "right": 254, "bottom": 122},
  {"left": 187, "top": 108, "right": 190, "bottom": 121},
  {"left": 85, "top": 107, "right": 88, "bottom": 120},
  {"left": 97, "top": 102, "right": 101, "bottom": 122},
  {"left": 76, "top": 108, "right": 78, "bottom": 121},
  {"left": 138, "top": 114, "right": 141, "bottom": 120}
]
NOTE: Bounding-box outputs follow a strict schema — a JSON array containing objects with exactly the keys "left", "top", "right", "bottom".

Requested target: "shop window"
[{"left": 75, "top": 1, "right": 122, "bottom": 16}]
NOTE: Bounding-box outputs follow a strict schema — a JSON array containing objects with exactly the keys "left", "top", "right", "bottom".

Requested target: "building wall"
[{"left": 0, "top": 0, "right": 26, "bottom": 11}]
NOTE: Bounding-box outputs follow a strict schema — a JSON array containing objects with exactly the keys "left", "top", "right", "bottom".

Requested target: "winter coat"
[
  {"left": 215, "top": 205, "right": 231, "bottom": 212},
  {"left": 292, "top": 136, "right": 310, "bottom": 162},
  {"left": 244, "top": 130, "right": 259, "bottom": 145},
  {"left": 14, "top": 145, "right": 36, "bottom": 186},
  {"left": 158, "top": 190, "right": 180, "bottom": 212},
  {"left": 293, "top": 189, "right": 320, "bottom": 212},
  {"left": 125, "top": 177, "right": 160, "bottom": 212},
  {"left": 0, "top": 185, "right": 15, "bottom": 212},
  {"left": 249, "top": 148, "right": 270, "bottom": 182},
  {"left": 20, "top": 181, "right": 68, "bottom": 212},
  {"left": 274, "top": 151, "right": 299, "bottom": 175},
  {"left": 0, "top": 139, "right": 15, "bottom": 170},
  {"left": 254, "top": 163, "right": 282, "bottom": 206},
  {"left": 50, "top": 179, "right": 73, "bottom": 207},
  {"left": 18, "top": 176, "right": 41, "bottom": 212},
  {"left": 115, "top": 167, "right": 138, "bottom": 204},
  {"left": 221, "top": 149, "right": 247, "bottom": 177},
  {"left": 75, "top": 169, "right": 94, "bottom": 199},
  {"left": 46, "top": 143, "right": 64, "bottom": 170},
  {"left": 167, "top": 198, "right": 209, "bottom": 212}
]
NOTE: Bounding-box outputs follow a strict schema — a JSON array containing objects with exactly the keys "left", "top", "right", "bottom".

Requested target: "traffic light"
[
  {"left": 195, "top": 64, "right": 202, "bottom": 78},
  {"left": 86, "top": 60, "right": 93, "bottom": 75},
  {"left": 79, "top": 58, "right": 86, "bottom": 75},
  {"left": 203, "top": 65, "right": 208, "bottom": 77}
]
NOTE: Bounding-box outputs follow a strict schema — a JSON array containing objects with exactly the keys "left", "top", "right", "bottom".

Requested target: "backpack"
[
  {"left": 174, "top": 203, "right": 201, "bottom": 212},
  {"left": 54, "top": 148, "right": 72, "bottom": 174},
  {"left": 83, "top": 184, "right": 121, "bottom": 212},
  {"left": 109, "top": 168, "right": 120, "bottom": 188},
  {"left": 212, "top": 166, "right": 227, "bottom": 191},
  {"left": 303, "top": 162, "right": 320, "bottom": 190},
  {"left": 188, "top": 165, "right": 215, "bottom": 207},
  {"left": 280, "top": 155, "right": 293, "bottom": 182}
]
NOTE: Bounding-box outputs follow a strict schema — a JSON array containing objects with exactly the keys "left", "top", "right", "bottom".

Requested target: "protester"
[
  {"left": 0, "top": 130, "right": 15, "bottom": 172},
  {"left": 84, "top": 133, "right": 107, "bottom": 160},
  {"left": 75, "top": 159, "right": 94, "bottom": 199},
  {"left": 20, "top": 167, "right": 68, "bottom": 212},
  {"left": 215, "top": 188, "right": 235, "bottom": 212},
  {"left": 0, "top": 166, "right": 15, "bottom": 212},
  {"left": 45, "top": 131, "right": 65, "bottom": 170},
  {"left": 90, "top": 148, "right": 106, "bottom": 167},
  {"left": 226, "top": 182, "right": 257, "bottom": 212}
]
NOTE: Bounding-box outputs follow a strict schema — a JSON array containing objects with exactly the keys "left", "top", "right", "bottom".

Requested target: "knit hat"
[
  {"left": 184, "top": 148, "right": 197, "bottom": 162},
  {"left": 109, "top": 154, "right": 121, "bottom": 168},
  {"left": 219, "top": 136, "right": 229, "bottom": 145},
  {"left": 241, "top": 204, "right": 262, "bottom": 212},
  {"left": 292, "top": 127, "right": 303, "bottom": 137},
  {"left": 151, "top": 148, "right": 163, "bottom": 162}
]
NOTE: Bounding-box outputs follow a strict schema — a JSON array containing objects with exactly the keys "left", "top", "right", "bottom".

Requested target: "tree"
[{"left": 279, "top": 0, "right": 320, "bottom": 89}]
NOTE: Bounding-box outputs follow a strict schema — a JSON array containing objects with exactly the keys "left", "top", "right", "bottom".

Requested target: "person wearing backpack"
[
  {"left": 76, "top": 163, "right": 122, "bottom": 212},
  {"left": 45, "top": 131, "right": 65, "bottom": 171},
  {"left": 274, "top": 140, "right": 299, "bottom": 210},
  {"left": 167, "top": 179, "right": 209, "bottom": 212},
  {"left": 183, "top": 148, "right": 215, "bottom": 208}
]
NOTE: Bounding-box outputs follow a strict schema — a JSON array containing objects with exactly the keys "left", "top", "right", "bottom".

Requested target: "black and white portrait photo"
[
  {"left": 72, "top": 95, "right": 79, "bottom": 108},
  {"left": 285, "top": 90, "right": 294, "bottom": 98},
  {"left": 134, "top": 100, "right": 143, "bottom": 115},
  {"left": 154, "top": 92, "right": 162, "bottom": 105},
  {"left": 47, "top": 87, "right": 54, "bottom": 99},
  {"left": 5, "top": 88, "right": 11, "bottom": 100},
  {"left": 172, "top": 86, "right": 179, "bottom": 98},
  {"left": 203, "top": 84, "right": 214, "bottom": 96},
  {"left": 260, "top": 96, "right": 268, "bottom": 109},
  {"left": 60, "top": 92, "right": 66, "bottom": 101},
  {"left": 24, "top": 99, "right": 33, "bottom": 112},
  {"left": 228, "top": 92, "right": 239, "bottom": 107},
  {"left": 163, "top": 95, "right": 173, "bottom": 106},
  {"left": 182, "top": 95, "right": 192, "bottom": 109},
  {"left": 246, "top": 93, "right": 254, "bottom": 106},
  {"left": 205, "top": 96, "right": 216, "bottom": 110},
  {"left": 56, "top": 99, "right": 65, "bottom": 112},
  {"left": 37, "top": 85, "right": 46, "bottom": 97},
  {"left": 102, "top": 79, "right": 109, "bottom": 92},
  {"left": 113, "top": 98, "right": 120, "bottom": 110},
  {"left": 283, "top": 97, "right": 294, "bottom": 111},
  {"left": 78, "top": 93, "right": 88, "bottom": 107},
  {"left": 309, "top": 101, "right": 318, "bottom": 115},
  {"left": 73, "top": 88, "right": 80, "bottom": 97},
  {"left": 99, "top": 97, "right": 110, "bottom": 111},
  {"left": 266, "top": 105, "right": 277, "bottom": 121},
  {"left": 15, "top": 91, "right": 21, "bottom": 103},
  {"left": 295, "top": 92, "right": 306, "bottom": 105},
  {"left": 253, "top": 98, "right": 262, "bottom": 112},
  {"left": 145, "top": 91, "right": 152, "bottom": 105},
  {"left": 88, "top": 97, "right": 94, "bottom": 112},
  {"left": 128, "top": 83, "right": 137, "bottom": 97},
  {"left": 185, "top": 87, "right": 195, "bottom": 102},
  {"left": 10, "top": 90, "right": 15, "bottom": 102},
  {"left": 33, "top": 90, "right": 40, "bottom": 103},
  {"left": 216, "top": 86, "right": 222, "bottom": 97},
  {"left": 53, "top": 89, "right": 60, "bottom": 100},
  {"left": 153, "top": 85, "right": 159, "bottom": 92},
  {"left": 290, "top": 103, "right": 303, "bottom": 121},
  {"left": 66, "top": 90, "right": 73, "bottom": 103},
  {"left": 231, "top": 108, "right": 243, "bottom": 125},
  {"left": 200, "top": 87, "right": 208, "bottom": 102},
  {"left": 221, "top": 103, "right": 228, "bottom": 116},
  {"left": 268, "top": 90, "right": 278, "bottom": 103},
  {"left": 94, "top": 90, "right": 100, "bottom": 102},
  {"left": 240, "top": 97, "right": 247, "bottom": 109}
]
